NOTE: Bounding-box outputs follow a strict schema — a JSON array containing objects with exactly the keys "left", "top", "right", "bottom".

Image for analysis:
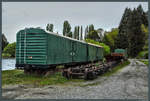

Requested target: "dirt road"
[{"left": 2, "top": 59, "right": 148, "bottom": 99}]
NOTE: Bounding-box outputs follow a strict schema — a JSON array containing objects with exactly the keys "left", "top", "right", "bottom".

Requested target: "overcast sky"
[{"left": 2, "top": 2, "right": 148, "bottom": 43}]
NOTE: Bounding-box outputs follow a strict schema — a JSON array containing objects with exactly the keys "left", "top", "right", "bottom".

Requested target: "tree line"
[
  {"left": 115, "top": 5, "right": 148, "bottom": 57},
  {"left": 46, "top": 22, "right": 103, "bottom": 41}
]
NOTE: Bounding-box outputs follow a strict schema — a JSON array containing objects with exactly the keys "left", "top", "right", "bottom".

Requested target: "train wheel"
[{"left": 84, "top": 72, "right": 88, "bottom": 80}]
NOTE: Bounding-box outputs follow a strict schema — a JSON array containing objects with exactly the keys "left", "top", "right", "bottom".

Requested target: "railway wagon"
[
  {"left": 16, "top": 28, "right": 104, "bottom": 70},
  {"left": 111, "top": 49, "right": 128, "bottom": 60}
]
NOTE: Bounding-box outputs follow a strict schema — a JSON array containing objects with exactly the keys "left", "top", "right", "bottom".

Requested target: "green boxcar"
[
  {"left": 114, "top": 49, "right": 128, "bottom": 59},
  {"left": 16, "top": 28, "right": 104, "bottom": 69},
  {"left": 87, "top": 43, "right": 104, "bottom": 62}
]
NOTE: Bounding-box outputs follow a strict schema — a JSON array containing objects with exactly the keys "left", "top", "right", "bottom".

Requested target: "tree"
[
  {"left": 128, "top": 8, "right": 146, "bottom": 57},
  {"left": 89, "top": 24, "right": 94, "bottom": 33},
  {"left": 73, "top": 26, "right": 77, "bottom": 39},
  {"left": 46, "top": 24, "right": 54, "bottom": 32},
  {"left": 114, "top": 5, "right": 147, "bottom": 57},
  {"left": 102, "top": 28, "right": 118, "bottom": 51},
  {"left": 2, "top": 34, "right": 9, "bottom": 51},
  {"left": 63, "top": 20, "right": 72, "bottom": 37},
  {"left": 3, "top": 42, "right": 16, "bottom": 57},
  {"left": 86, "top": 30, "right": 100, "bottom": 41},
  {"left": 137, "top": 5, "right": 148, "bottom": 26},
  {"left": 84, "top": 25, "right": 89, "bottom": 39},
  {"left": 77, "top": 26, "right": 80, "bottom": 40},
  {"left": 115, "top": 8, "right": 131, "bottom": 49},
  {"left": 80, "top": 26, "right": 83, "bottom": 40},
  {"left": 97, "top": 28, "right": 104, "bottom": 42},
  {"left": 141, "top": 24, "right": 148, "bottom": 51}
]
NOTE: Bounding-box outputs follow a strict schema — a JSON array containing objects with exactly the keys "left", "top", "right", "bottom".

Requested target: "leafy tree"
[
  {"left": 80, "top": 26, "right": 83, "bottom": 40},
  {"left": 84, "top": 25, "right": 89, "bottom": 39},
  {"left": 3, "top": 42, "right": 16, "bottom": 57},
  {"left": 73, "top": 26, "right": 77, "bottom": 39},
  {"left": 89, "top": 24, "right": 94, "bottom": 33},
  {"left": 2, "top": 34, "right": 9, "bottom": 51},
  {"left": 73, "top": 26, "right": 80, "bottom": 40},
  {"left": 97, "top": 28, "right": 104, "bottom": 42},
  {"left": 46, "top": 24, "right": 54, "bottom": 32},
  {"left": 141, "top": 24, "right": 148, "bottom": 51},
  {"left": 86, "top": 30, "right": 100, "bottom": 41},
  {"left": 63, "top": 20, "right": 72, "bottom": 37},
  {"left": 102, "top": 28, "right": 118, "bottom": 51}
]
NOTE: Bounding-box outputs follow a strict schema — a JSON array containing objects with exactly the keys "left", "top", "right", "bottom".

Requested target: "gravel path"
[{"left": 2, "top": 59, "right": 148, "bottom": 99}]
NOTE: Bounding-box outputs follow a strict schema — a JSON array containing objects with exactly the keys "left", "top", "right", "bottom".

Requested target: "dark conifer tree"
[
  {"left": 128, "top": 8, "right": 146, "bottom": 57},
  {"left": 115, "top": 8, "right": 131, "bottom": 49}
]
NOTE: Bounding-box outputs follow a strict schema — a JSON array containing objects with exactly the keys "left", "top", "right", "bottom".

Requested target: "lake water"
[{"left": 2, "top": 59, "right": 16, "bottom": 71}]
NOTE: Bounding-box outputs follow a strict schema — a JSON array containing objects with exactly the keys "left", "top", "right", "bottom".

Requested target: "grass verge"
[
  {"left": 2, "top": 61, "right": 130, "bottom": 87},
  {"left": 2, "top": 70, "right": 84, "bottom": 87},
  {"left": 101, "top": 60, "right": 130, "bottom": 77},
  {"left": 139, "top": 60, "right": 148, "bottom": 66}
]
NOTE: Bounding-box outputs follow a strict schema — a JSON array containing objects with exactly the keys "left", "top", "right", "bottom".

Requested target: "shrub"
[
  {"left": 3, "top": 42, "right": 16, "bottom": 57},
  {"left": 137, "top": 51, "right": 148, "bottom": 59},
  {"left": 2, "top": 53, "right": 11, "bottom": 58}
]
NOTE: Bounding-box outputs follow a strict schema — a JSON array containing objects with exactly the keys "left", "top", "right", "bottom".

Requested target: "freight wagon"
[{"left": 15, "top": 28, "right": 104, "bottom": 71}]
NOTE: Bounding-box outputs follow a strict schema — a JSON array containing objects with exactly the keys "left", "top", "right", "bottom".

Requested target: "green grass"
[
  {"left": 101, "top": 60, "right": 130, "bottom": 77},
  {"left": 140, "top": 60, "right": 148, "bottom": 66},
  {"left": 2, "top": 61, "right": 130, "bottom": 87},
  {"left": 2, "top": 70, "right": 83, "bottom": 87}
]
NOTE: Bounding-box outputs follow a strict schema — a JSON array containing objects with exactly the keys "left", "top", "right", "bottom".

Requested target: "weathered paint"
[{"left": 16, "top": 28, "right": 104, "bottom": 68}]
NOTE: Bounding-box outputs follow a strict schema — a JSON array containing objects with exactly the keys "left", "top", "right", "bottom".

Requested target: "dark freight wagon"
[{"left": 16, "top": 28, "right": 104, "bottom": 70}]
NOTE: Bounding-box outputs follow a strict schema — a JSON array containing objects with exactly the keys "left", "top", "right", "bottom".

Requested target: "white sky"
[{"left": 2, "top": 2, "right": 148, "bottom": 43}]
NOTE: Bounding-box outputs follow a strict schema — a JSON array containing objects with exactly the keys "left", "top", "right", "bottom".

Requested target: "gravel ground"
[{"left": 2, "top": 59, "right": 148, "bottom": 99}]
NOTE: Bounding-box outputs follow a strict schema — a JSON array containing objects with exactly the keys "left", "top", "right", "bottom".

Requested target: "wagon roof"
[
  {"left": 46, "top": 31, "right": 103, "bottom": 48},
  {"left": 20, "top": 28, "right": 103, "bottom": 48}
]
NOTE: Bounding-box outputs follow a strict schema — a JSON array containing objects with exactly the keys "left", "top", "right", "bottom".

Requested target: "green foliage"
[
  {"left": 115, "top": 5, "right": 148, "bottom": 57},
  {"left": 2, "top": 53, "right": 11, "bottom": 58},
  {"left": 2, "top": 70, "right": 84, "bottom": 86},
  {"left": 86, "top": 30, "right": 100, "bottom": 41},
  {"left": 2, "top": 34, "right": 9, "bottom": 51},
  {"left": 80, "top": 26, "right": 83, "bottom": 40},
  {"left": 140, "top": 60, "right": 148, "bottom": 66},
  {"left": 84, "top": 26, "right": 89, "bottom": 39},
  {"left": 128, "top": 8, "right": 146, "bottom": 57},
  {"left": 74, "top": 26, "right": 80, "bottom": 40},
  {"left": 137, "top": 51, "right": 148, "bottom": 59},
  {"left": 89, "top": 24, "right": 94, "bottom": 32},
  {"left": 99, "top": 43, "right": 110, "bottom": 56},
  {"left": 85, "top": 39, "right": 110, "bottom": 56},
  {"left": 102, "top": 28, "right": 118, "bottom": 51},
  {"left": 115, "top": 8, "right": 131, "bottom": 50},
  {"left": 46, "top": 24, "right": 54, "bottom": 32},
  {"left": 3, "top": 42, "right": 16, "bottom": 57},
  {"left": 63, "top": 20, "right": 72, "bottom": 37},
  {"left": 141, "top": 24, "right": 148, "bottom": 51}
]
